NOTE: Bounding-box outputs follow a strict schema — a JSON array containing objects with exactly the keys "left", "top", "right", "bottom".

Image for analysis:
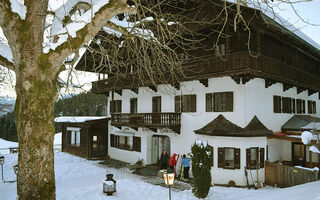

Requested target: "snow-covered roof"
[
  {"left": 54, "top": 116, "right": 108, "bottom": 123},
  {"left": 301, "top": 122, "right": 320, "bottom": 131}
]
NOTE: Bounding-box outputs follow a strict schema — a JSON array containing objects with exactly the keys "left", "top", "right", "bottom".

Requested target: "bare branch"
[
  {"left": 49, "top": 0, "right": 136, "bottom": 69},
  {"left": 0, "top": 54, "right": 15, "bottom": 71}
]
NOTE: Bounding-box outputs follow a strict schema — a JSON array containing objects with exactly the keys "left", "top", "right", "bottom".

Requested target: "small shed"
[{"left": 54, "top": 116, "right": 109, "bottom": 159}]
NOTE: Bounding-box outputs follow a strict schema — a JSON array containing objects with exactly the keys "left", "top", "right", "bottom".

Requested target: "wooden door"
[{"left": 292, "top": 143, "right": 306, "bottom": 167}]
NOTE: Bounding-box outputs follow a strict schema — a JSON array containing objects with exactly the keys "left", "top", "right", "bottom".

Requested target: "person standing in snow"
[
  {"left": 160, "top": 149, "right": 169, "bottom": 169},
  {"left": 182, "top": 154, "right": 190, "bottom": 180},
  {"left": 169, "top": 153, "right": 177, "bottom": 171}
]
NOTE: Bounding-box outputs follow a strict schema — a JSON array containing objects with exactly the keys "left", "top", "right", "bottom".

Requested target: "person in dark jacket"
[
  {"left": 182, "top": 154, "right": 190, "bottom": 180},
  {"left": 169, "top": 153, "right": 177, "bottom": 171},
  {"left": 160, "top": 150, "right": 169, "bottom": 169}
]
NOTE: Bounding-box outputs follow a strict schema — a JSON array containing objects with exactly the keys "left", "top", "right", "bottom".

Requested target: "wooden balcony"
[
  {"left": 111, "top": 112, "right": 181, "bottom": 134},
  {"left": 92, "top": 51, "right": 320, "bottom": 93}
]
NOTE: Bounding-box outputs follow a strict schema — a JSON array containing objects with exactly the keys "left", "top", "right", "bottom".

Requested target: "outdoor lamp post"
[
  {"left": 163, "top": 169, "right": 175, "bottom": 200},
  {"left": 103, "top": 173, "right": 116, "bottom": 196},
  {"left": 13, "top": 164, "right": 18, "bottom": 176},
  {"left": 0, "top": 156, "right": 4, "bottom": 181}
]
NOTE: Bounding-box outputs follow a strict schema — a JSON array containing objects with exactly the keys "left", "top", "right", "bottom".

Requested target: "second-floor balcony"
[
  {"left": 111, "top": 112, "right": 181, "bottom": 134},
  {"left": 92, "top": 51, "right": 320, "bottom": 94}
]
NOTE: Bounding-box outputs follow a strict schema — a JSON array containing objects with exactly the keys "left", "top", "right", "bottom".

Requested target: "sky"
[{"left": 0, "top": 0, "right": 320, "bottom": 98}]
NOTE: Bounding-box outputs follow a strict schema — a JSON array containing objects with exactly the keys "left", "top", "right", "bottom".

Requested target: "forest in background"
[{"left": 0, "top": 92, "right": 108, "bottom": 142}]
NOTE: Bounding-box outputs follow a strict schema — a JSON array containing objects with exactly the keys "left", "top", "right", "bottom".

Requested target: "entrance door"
[
  {"left": 292, "top": 143, "right": 306, "bottom": 166},
  {"left": 92, "top": 135, "right": 106, "bottom": 158},
  {"left": 151, "top": 135, "right": 170, "bottom": 165}
]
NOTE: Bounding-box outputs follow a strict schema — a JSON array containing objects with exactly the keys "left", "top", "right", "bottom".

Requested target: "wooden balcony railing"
[
  {"left": 111, "top": 112, "right": 181, "bottom": 134},
  {"left": 92, "top": 51, "right": 320, "bottom": 93}
]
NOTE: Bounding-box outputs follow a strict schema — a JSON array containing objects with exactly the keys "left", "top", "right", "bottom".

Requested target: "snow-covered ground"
[{"left": 1, "top": 138, "right": 320, "bottom": 200}]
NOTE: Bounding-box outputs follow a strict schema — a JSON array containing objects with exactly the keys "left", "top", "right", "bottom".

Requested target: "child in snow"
[
  {"left": 182, "top": 154, "right": 190, "bottom": 180},
  {"left": 169, "top": 153, "right": 177, "bottom": 171}
]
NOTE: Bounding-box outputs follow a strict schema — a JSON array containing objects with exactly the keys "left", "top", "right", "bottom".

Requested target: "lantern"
[
  {"left": 163, "top": 169, "right": 175, "bottom": 200},
  {"left": 103, "top": 173, "right": 116, "bottom": 196}
]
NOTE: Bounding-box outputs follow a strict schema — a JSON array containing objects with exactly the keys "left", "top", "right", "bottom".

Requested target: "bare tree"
[{"left": 0, "top": 0, "right": 317, "bottom": 199}]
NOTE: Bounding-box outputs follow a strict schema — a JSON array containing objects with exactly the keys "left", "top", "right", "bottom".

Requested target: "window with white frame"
[{"left": 70, "top": 130, "right": 80, "bottom": 147}]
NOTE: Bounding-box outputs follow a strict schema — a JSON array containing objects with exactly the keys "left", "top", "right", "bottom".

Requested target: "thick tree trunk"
[{"left": 15, "top": 71, "right": 58, "bottom": 200}]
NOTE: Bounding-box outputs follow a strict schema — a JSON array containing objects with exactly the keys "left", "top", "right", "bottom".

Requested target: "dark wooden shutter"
[
  {"left": 273, "top": 96, "right": 281, "bottom": 113},
  {"left": 110, "top": 134, "right": 115, "bottom": 147},
  {"left": 208, "top": 145, "right": 214, "bottom": 167},
  {"left": 175, "top": 96, "right": 181, "bottom": 113},
  {"left": 297, "top": 99, "right": 302, "bottom": 114},
  {"left": 206, "top": 93, "right": 213, "bottom": 112},
  {"left": 302, "top": 100, "right": 306, "bottom": 113},
  {"left": 308, "top": 100, "right": 312, "bottom": 114},
  {"left": 218, "top": 148, "right": 224, "bottom": 168},
  {"left": 234, "top": 148, "right": 240, "bottom": 169},
  {"left": 313, "top": 101, "right": 316, "bottom": 114},
  {"left": 260, "top": 148, "right": 265, "bottom": 168},
  {"left": 292, "top": 99, "right": 296, "bottom": 113},
  {"left": 115, "top": 136, "right": 119, "bottom": 148},
  {"left": 190, "top": 95, "right": 196, "bottom": 112},
  {"left": 110, "top": 101, "right": 115, "bottom": 113},
  {"left": 246, "top": 148, "right": 251, "bottom": 168},
  {"left": 130, "top": 98, "right": 137, "bottom": 113},
  {"left": 133, "top": 136, "right": 141, "bottom": 152},
  {"left": 226, "top": 92, "right": 233, "bottom": 112},
  {"left": 118, "top": 101, "right": 122, "bottom": 113}
]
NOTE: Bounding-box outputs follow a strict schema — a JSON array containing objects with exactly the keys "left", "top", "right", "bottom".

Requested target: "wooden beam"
[
  {"left": 231, "top": 76, "right": 241, "bottom": 84},
  {"left": 170, "top": 126, "right": 180, "bottom": 134},
  {"left": 130, "top": 127, "right": 138, "bottom": 131},
  {"left": 149, "top": 86, "right": 157, "bottom": 92},
  {"left": 283, "top": 83, "right": 293, "bottom": 92},
  {"left": 265, "top": 79, "right": 276, "bottom": 88},
  {"left": 149, "top": 128, "right": 157, "bottom": 133},
  {"left": 115, "top": 90, "right": 122, "bottom": 96},
  {"left": 241, "top": 75, "right": 253, "bottom": 85},
  {"left": 199, "top": 79, "right": 208, "bottom": 87},
  {"left": 297, "top": 87, "right": 306, "bottom": 94},
  {"left": 131, "top": 88, "right": 138, "bottom": 94},
  {"left": 171, "top": 82, "right": 180, "bottom": 90},
  {"left": 308, "top": 89, "right": 316, "bottom": 96}
]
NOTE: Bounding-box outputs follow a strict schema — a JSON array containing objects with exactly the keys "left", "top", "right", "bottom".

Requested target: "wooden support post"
[{"left": 309, "top": 150, "right": 312, "bottom": 168}]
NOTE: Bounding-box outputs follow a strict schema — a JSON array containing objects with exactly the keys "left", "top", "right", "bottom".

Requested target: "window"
[
  {"left": 296, "top": 99, "right": 306, "bottom": 114},
  {"left": 92, "top": 136, "right": 98, "bottom": 148},
  {"left": 119, "top": 136, "right": 130, "bottom": 150},
  {"left": 308, "top": 100, "right": 317, "bottom": 114},
  {"left": 110, "top": 100, "right": 122, "bottom": 113},
  {"left": 214, "top": 43, "right": 226, "bottom": 57},
  {"left": 152, "top": 96, "right": 161, "bottom": 113},
  {"left": 175, "top": 95, "right": 196, "bottom": 112},
  {"left": 206, "top": 92, "right": 233, "bottom": 112},
  {"left": 130, "top": 98, "right": 137, "bottom": 113},
  {"left": 246, "top": 147, "right": 265, "bottom": 169},
  {"left": 218, "top": 147, "right": 240, "bottom": 169},
  {"left": 70, "top": 131, "right": 80, "bottom": 147},
  {"left": 282, "top": 97, "right": 292, "bottom": 113},
  {"left": 110, "top": 134, "right": 141, "bottom": 152}
]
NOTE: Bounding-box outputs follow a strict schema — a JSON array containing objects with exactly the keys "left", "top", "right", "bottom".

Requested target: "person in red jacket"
[{"left": 169, "top": 153, "right": 177, "bottom": 171}]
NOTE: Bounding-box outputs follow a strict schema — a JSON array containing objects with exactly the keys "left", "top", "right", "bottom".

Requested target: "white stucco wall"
[
  {"left": 107, "top": 76, "right": 320, "bottom": 185},
  {"left": 267, "top": 139, "right": 292, "bottom": 162}
]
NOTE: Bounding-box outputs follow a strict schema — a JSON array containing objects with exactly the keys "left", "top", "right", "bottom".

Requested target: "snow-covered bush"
[
  {"left": 190, "top": 140, "right": 211, "bottom": 199},
  {"left": 301, "top": 131, "right": 320, "bottom": 154}
]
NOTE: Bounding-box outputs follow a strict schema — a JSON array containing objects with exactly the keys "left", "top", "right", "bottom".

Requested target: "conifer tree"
[{"left": 190, "top": 141, "right": 212, "bottom": 199}]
